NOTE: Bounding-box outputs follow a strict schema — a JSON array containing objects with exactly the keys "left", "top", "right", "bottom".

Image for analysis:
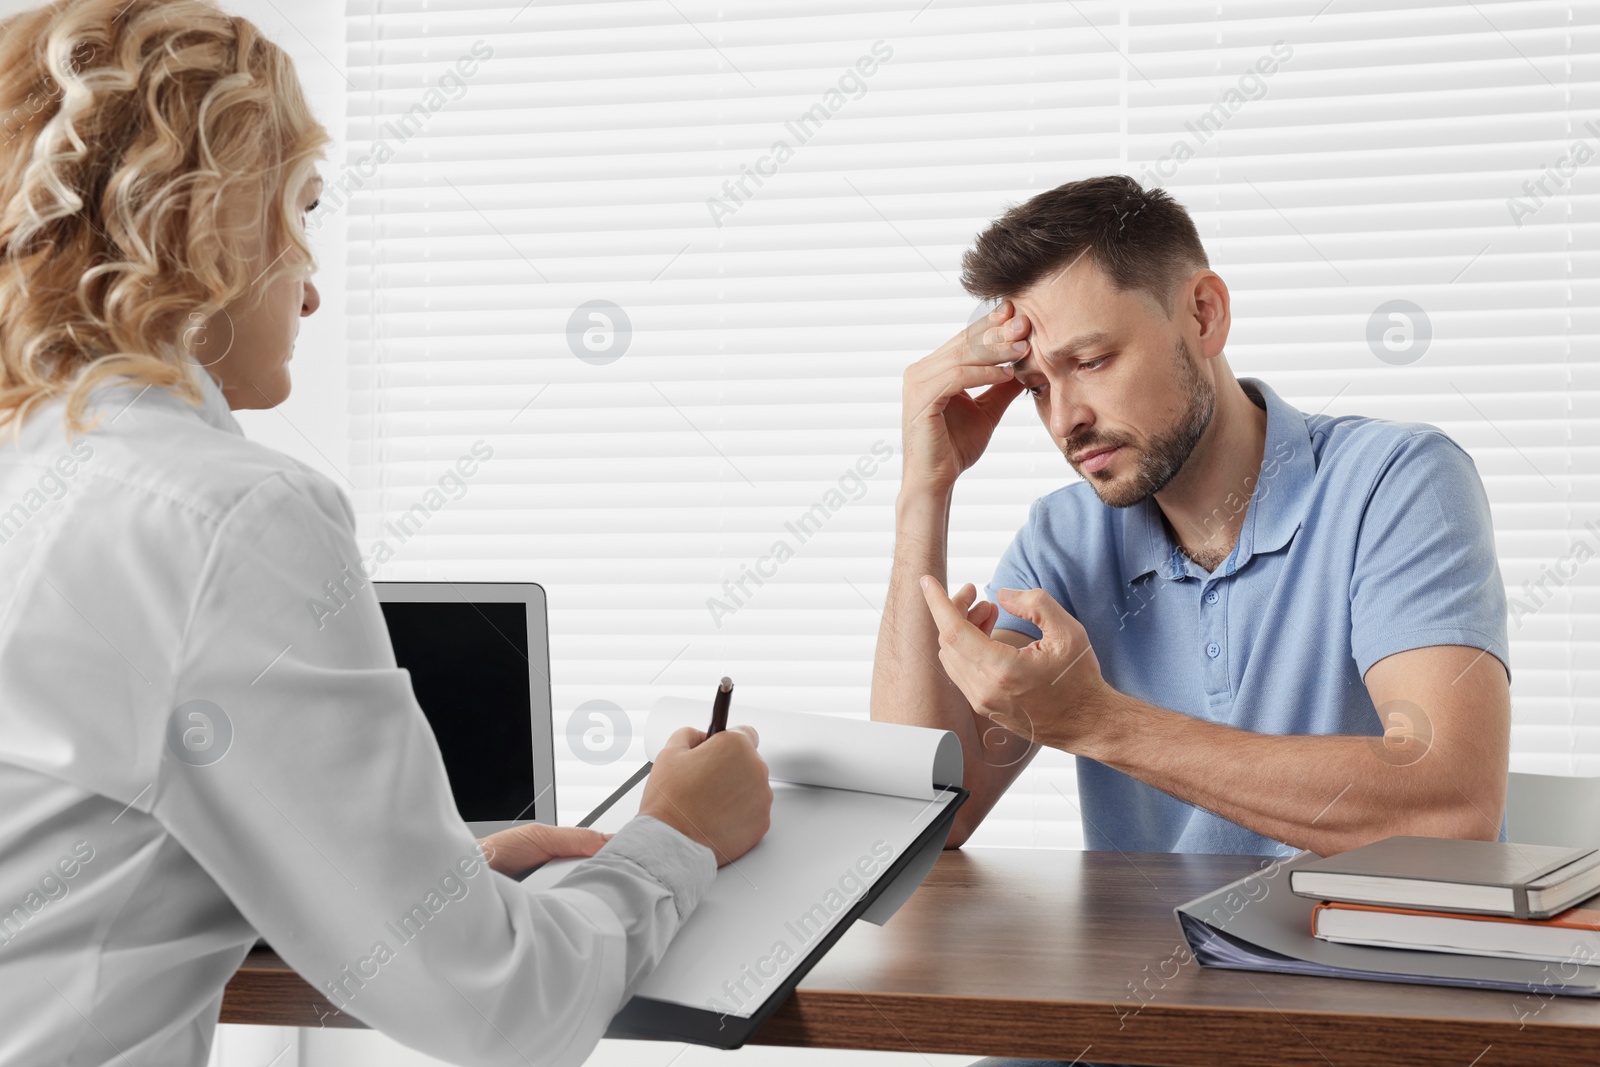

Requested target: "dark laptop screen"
[{"left": 378, "top": 600, "right": 537, "bottom": 823}]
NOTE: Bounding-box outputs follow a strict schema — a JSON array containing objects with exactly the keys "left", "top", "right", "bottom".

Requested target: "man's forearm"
[
  {"left": 871, "top": 488, "right": 1018, "bottom": 845},
  {"left": 871, "top": 487, "right": 965, "bottom": 733},
  {"left": 1083, "top": 690, "right": 1503, "bottom": 856}
]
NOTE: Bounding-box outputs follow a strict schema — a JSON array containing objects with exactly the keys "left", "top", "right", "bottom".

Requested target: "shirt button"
[
  {"left": 1205, "top": 590, "right": 1219, "bottom": 604},
  {"left": 1206, "top": 642, "right": 1220, "bottom": 658}
]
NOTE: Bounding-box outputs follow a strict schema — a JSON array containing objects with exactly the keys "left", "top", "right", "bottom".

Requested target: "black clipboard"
[{"left": 565, "top": 764, "right": 969, "bottom": 1049}]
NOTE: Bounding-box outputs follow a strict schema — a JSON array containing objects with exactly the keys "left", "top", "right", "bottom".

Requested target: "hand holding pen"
[{"left": 639, "top": 675, "right": 773, "bottom": 866}]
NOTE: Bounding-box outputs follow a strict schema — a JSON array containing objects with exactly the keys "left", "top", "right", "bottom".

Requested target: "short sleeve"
[
  {"left": 1348, "top": 431, "right": 1510, "bottom": 681},
  {"left": 985, "top": 497, "right": 1049, "bottom": 641}
]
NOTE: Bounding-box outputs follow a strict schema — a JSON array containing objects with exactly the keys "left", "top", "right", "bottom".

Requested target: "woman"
[{"left": 0, "top": 1, "right": 771, "bottom": 1064}]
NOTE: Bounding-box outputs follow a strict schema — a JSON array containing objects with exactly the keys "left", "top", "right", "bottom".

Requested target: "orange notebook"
[{"left": 1312, "top": 896, "right": 1600, "bottom": 965}]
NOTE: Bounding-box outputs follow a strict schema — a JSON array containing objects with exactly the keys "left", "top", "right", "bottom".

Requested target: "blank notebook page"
[{"left": 520, "top": 697, "right": 962, "bottom": 1018}]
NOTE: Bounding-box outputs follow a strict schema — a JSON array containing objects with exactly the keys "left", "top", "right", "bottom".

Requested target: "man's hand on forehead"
[
  {"left": 972, "top": 300, "right": 1028, "bottom": 346},
  {"left": 899, "top": 296, "right": 1031, "bottom": 492},
  {"left": 968, "top": 300, "right": 1032, "bottom": 369}
]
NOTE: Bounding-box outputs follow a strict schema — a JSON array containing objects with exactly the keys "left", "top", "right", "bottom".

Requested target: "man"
[{"left": 871, "top": 175, "right": 1510, "bottom": 859}]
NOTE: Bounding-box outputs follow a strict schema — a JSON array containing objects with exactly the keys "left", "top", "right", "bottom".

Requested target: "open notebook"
[{"left": 521, "top": 696, "right": 968, "bottom": 1047}]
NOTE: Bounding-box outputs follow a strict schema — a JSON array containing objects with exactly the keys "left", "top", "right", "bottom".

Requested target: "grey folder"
[{"left": 1176, "top": 851, "right": 1600, "bottom": 998}]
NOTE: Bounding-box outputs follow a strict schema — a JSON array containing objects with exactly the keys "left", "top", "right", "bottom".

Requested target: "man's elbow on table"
[
  {"left": 1320, "top": 770, "right": 1507, "bottom": 856},
  {"left": 1396, "top": 788, "right": 1507, "bottom": 846},
  {"left": 943, "top": 792, "right": 1005, "bottom": 850}
]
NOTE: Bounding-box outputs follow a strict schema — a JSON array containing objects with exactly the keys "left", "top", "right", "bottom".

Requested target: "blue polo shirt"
[{"left": 986, "top": 377, "right": 1510, "bottom": 856}]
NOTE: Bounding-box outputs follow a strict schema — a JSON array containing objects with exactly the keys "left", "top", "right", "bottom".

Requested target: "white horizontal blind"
[{"left": 339, "top": 0, "right": 1599, "bottom": 847}]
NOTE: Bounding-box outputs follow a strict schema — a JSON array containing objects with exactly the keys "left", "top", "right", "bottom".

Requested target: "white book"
[{"left": 1313, "top": 897, "right": 1600, "bottom": 967}]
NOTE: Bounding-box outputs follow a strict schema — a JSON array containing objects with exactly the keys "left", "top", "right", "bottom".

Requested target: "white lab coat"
[{"left": 0, "top": 361, "right": 715, "bottom": 1067}]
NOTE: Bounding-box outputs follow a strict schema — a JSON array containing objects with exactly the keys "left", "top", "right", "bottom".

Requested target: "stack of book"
[
  {"left": 1295, "top": 837, "right": 1600, "bottom": 965},
  {"left": 1174, "top": 837, "right": 1600, "bottom": 997}
]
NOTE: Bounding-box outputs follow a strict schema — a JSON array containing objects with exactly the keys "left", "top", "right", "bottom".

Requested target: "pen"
[{"left": 709, "top": 676, "right": 733, "bottom": 735}]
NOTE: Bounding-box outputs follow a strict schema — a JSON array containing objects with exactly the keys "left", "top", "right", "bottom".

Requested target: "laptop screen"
[{"left": 378, "top": 599, "right": 538, "bottom": 823}]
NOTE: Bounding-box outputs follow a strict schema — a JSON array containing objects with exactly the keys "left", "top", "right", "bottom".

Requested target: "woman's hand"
[{"left": 478, "top": 823, "right": 613, "bottom": 877}]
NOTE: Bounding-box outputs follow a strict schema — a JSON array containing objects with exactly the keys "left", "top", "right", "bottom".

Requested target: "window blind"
[{"left": 337, "top": 0, "right": 1599, "bottom": 848}]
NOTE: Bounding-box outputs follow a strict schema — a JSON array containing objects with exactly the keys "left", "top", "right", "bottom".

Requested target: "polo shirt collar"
[
  {"left": 1119, "top": 376, "right": 1315, "bottom": 584},
  {"left": 1121, "top": 497, "right": 1175, "bottom": 583}
]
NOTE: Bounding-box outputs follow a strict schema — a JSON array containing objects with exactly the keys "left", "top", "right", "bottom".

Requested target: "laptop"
[{"left": 374, "top": 581, "right": 557, "bottom": 836}]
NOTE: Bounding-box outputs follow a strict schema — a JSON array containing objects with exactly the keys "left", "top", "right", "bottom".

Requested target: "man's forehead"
[
  {"left": 1011, "top": 258, "right": 1120, "bottom": 328},
  {"left": 1010, "top": 263, "right": 1171, "bottom": 371}
]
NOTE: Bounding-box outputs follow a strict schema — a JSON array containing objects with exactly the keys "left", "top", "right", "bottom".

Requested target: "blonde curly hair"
[{"left": 0, "top": 0, "right": 328, "bottom": 438}]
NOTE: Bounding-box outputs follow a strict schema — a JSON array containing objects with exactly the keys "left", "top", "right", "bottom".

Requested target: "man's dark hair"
[{"left": 960, "top": 176, "right": 1209, "bottom": 317}]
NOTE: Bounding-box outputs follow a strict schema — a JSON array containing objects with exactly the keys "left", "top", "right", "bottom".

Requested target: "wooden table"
[{"left": 223, "top": 848, "right": 1600, "bottom": 1065}]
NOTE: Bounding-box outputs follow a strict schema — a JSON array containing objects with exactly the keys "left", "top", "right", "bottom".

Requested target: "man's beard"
[{"left": 1066, "top": 337, "right": 1215, "bottom": 509}]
